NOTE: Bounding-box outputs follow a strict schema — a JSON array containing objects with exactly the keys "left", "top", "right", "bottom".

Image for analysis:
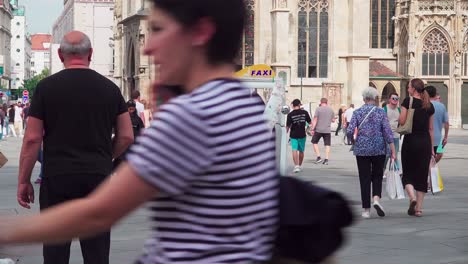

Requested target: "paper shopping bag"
[
  {"left": 0, "top": 151, "right": 7, "bottom": 168},
  {"left": 429, "top": 158, "right": 443, "bottom": 194}
]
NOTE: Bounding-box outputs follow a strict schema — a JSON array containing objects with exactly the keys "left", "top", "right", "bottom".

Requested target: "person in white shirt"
[
  {"left": 343, "top": 104, "right": 355, "bottom": 145},
  {"left": 14, "top": 101, "right": 23, "bottom": 136},
  {"left": 383, "top": 92, "right": 401, "bottom": 171},
  {"left": 130, "top": 90, "right": 145, "bottom": 121}
]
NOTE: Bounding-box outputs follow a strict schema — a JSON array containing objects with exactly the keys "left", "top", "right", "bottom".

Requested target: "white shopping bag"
[
  {"left": 429, "top": 157, "right": 444, "bottom": 194},
  {"left": 386, "top": 160, "right": 405, "bottom": 200}
]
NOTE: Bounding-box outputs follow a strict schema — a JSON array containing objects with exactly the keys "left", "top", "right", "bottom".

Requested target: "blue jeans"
[{"left": 385, "top": 138, "right": 400, "bottom": 171}]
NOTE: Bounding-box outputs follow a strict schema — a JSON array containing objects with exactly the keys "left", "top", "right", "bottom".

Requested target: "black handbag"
[{"left": 274, "top": 176, "right": 354, "bottom": 263}]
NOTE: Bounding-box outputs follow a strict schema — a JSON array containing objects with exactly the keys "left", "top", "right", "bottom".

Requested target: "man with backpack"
[{"left": 383, "top": 92, "right": 401, "bottom": 171}]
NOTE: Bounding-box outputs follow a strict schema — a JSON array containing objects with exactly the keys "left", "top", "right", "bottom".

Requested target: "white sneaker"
[
  {"left": 361, "top": 211, "right": 370, "bottom": 219},
  {"left": 293, "top": 166, "right": 300, "bottom": 173},
  {"left": 373, "top": 200, "right": 385, "bottom": 217}
]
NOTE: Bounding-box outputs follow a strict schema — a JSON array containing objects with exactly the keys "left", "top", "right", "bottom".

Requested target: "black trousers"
[
  {"left": 335, "top": 122, "right": 342, "bottom": 136},
  {"left": 346, "top": 122, "right": 353, "bottom": 144},
  {"left": 39, "top": 175, "right": 110, "bottom": 264},
  {"left": 356, "top": 155, "right": 385, "bottom": 209}
]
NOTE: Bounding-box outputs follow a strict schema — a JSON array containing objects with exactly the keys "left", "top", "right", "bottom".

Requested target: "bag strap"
[{"left": 358, "top": 107, "right": 376, "bottom": 129}]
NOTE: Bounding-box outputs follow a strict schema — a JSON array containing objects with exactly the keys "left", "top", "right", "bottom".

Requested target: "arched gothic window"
[
  {"left": 370, "top": 0, "right": 395, "bottom": 49},
  {"left": 422, "top": 29, "right": 450, "bottom": 76},
  {"left": 297, "top": 0, "right": 329, "bottom": 78},
  {"left": 236, "top": 0, "right": 255, "bottom": 70}
]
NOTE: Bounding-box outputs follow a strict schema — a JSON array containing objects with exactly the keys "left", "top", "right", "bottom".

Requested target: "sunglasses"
[{"left": 391, "top": 97, "right": 399, "bottom": 101}]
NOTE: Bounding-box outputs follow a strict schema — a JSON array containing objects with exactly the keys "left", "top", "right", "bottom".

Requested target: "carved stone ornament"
[
  {"left": 418, "top": 0, "right": 455, "bottom": 12},
  {"left": 298, "top": 0, "right": 329, "bottom": 13},
  {"left": 279, "top": 0, "right": 287, "bottom": 8},
  {"left": 422, "top": 30, "right": 449, "bottom": 54}
]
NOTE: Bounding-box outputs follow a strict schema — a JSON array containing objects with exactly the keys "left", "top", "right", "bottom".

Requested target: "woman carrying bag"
[
  {"left": 399, "top": 79, "right": 435, "bottom": 217},
  {"left": 347, "top": 87, "right": 396, "bottom": 219}
]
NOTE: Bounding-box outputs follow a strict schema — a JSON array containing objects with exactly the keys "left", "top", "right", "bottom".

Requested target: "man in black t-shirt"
[
  {"left": 287, "top": 99, "right": 312, "bottom": 173},
  {"left": 17, "top": 31, "right": 134, "bottom": 264}
]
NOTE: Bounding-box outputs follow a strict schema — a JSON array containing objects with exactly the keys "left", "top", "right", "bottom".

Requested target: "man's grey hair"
[
  {"left": 60, "top": 34, "right": 92, "bottom": 56},
  {"left": 362, "top": 86, "right": 379, "bottom": 101}
]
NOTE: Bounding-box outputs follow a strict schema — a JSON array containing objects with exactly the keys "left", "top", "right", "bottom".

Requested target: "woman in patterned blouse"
[{"left": 347, "top": 87, "right": 396, "bottom": 219}]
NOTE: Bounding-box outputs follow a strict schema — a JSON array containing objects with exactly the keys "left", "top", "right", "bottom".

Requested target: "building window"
[
  {"left": 16, "top": 49, "right": 20, "bottom": 52},
  {"left": 298, "top": 0, "right": 329, "bottom": 78},
  {"left": 16, "top": 35, "right": 20, "bottom": 39},
  {"left": 421, "top": 29, "right": 450, "bottom": 76},
  {"left": 16, "top": 63, "right": 20, "bottom": 66},
  {"left": 370, "top": 0, "right": 395, "bottom": 49},
  {"left": 16, "top": 22, "right": 20, "bottom": 26},
  {"left": 235, "top": 0, "right": 255, "bottom": 70}
]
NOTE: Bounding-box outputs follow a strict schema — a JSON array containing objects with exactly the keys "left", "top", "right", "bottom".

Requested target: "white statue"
[
  {"left": 263, "top": 78, "right": 286, "bottom": 130},
  {"left": 408, "top": 52, "right": 416, "bottom": 77},
  {"left": 454, "top": 52, "right": 462, "bottom": 77}
]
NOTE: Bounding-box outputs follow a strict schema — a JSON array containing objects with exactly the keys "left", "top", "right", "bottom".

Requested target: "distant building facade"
[
  {"left": 51, "top": 0, "right": 115, "bottom": 81},
  {"left": 0, "top": 0, "right": 13, "bottom": 93},
  {"left": 10, "top": 5, "right": 32, "bottom": 89},
  {"left": 113, "top": 0, "right": 154, "bottom": 100},
  {"left": 31, "top": 34, "right": 52, "bottom": 76}
]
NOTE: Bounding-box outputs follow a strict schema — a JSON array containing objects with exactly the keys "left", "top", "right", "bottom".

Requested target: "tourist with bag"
[
  {"left": 347, "top": 87, "right": 396, "bottom": 219},
  {"left": 399, "top": 79, "right": 435, "bottom": 217}
]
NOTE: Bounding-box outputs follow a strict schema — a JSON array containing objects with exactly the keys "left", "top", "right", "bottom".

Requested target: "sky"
[{"left": 19, "top": 0, "right": 63, "bottom": 34}]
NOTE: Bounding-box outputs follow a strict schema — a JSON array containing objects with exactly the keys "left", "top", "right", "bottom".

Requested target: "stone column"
[
  {"left": 270, "top": 0, "right": 290, "bottom": 88},
  {"left": 346, "top": 0, "right": 370, "bottom": 106}
]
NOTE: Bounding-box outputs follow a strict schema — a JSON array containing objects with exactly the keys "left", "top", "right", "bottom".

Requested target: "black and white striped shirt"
[{"left": 127, "top": 79, "right": 278, "bottom": 264}]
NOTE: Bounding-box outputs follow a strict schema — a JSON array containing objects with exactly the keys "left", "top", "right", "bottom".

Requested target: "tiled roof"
[
  {"left": 369, "top": 61, "right": 401, "bottom": 78},
  {"left": 31, "top": 34, "right": 52, "bottom": 51}
]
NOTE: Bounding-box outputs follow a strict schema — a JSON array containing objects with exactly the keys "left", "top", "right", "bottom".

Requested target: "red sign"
[{"left": 23, "top": 90, "right": 29, "bottom": 96}]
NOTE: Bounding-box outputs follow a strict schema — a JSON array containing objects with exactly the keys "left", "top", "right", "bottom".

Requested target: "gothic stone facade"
[
  {"left": 113, "top": 0, "right": 154, "bottom": 101},
  {"left": 243, "top": 0, "right": 467, "bottom": 127},
  {"left": 394, "top": 0, "right": 468, "bottom": 127},
  {"left": 113, "top": 0, "right": 468, "bottom": 127}
]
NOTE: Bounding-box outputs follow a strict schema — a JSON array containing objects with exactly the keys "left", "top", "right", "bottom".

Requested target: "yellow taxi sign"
[{"left": 234, "top": 64, "right": 275, "bottom": 78}]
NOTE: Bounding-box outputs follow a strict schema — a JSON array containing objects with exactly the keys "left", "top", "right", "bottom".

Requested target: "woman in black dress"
[{"left": 400, "top": 78, "right": 434, "bottom": 217}]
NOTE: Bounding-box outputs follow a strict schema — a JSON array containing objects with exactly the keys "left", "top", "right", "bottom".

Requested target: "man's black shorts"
[{"left": 311, "top": 132, "right": 331, "bottom": 146}]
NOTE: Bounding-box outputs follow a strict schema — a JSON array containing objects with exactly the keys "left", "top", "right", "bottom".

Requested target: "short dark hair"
[
  {"left": 131, "top": 90, "right": 140, "bottom": 100},
  {"left": 292, "top": 99, "right": 301, "bottom": 107},
  {"left": 389, "top": 92, "right": 399, "bottom": 98},
  {"left": 126, "top": 100, "right": 136, "bottom": 108},
  {"left": 320, "top": 98, "right": 328, "bottom": 104},
  {"left": 425, "top": 85, "right": 437, "bottom": 98},
  {"left": 151, "top": 0, "right": 245, "bottom": 65}
]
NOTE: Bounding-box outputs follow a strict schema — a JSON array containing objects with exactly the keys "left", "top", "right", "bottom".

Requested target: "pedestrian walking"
[
  {"left": 16, "top": 31, "right": 134, "bottom": 264},
  {"left": 287, "top": 99, "right": 312, "bottom": 173},
  {"left": 112, "top": 100, "right": 144, "bottom": 170},
  {"left": 7, "top": 105, "right": 16, "bottom": 138},
  {"left": 22, "top": 102, "right": 30, "bottom": 131},
  {"left": 311, "top": 98, "right": 335, "bottom": 165},
  {"left": 383, "top": 92, "right": 401, "bottom": 171},
  {"left": 1, "top": 1, "right": 278, "bottom": 264},
  {"left": 14, "top": 101, "right": 23, "bottom": 137},
  {"left": 131, "top": 90, "right": 145, "bottom": 122},
  {"left": 426, "top": 86, "right": 449, "bottom": 163},
  {"left": 335, "top": 104, "right": 346, "bottom": 136},
  {"left": 343, "top": 104, "right": 355, "bottom": 145},
  {"left": 0, "top": 106, "right": 5, "bottom": 140},
  {"left": 400, "top": 78, "right": 435, "bottom": 218},
  {"left": 347, "top": 87, "right": 396, "bottom": 219},
  {"left": 140, "top": 99, "right": 153, "bottom": 128}
]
